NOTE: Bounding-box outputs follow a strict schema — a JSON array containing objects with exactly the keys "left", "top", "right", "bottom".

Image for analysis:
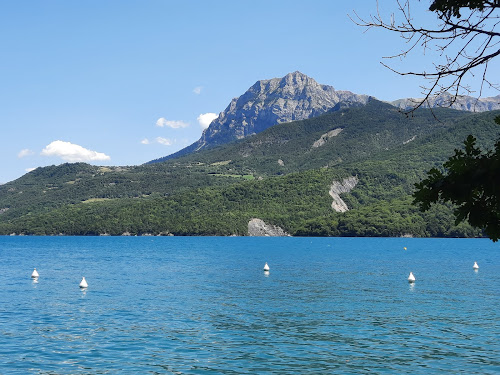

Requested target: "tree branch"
[{"left": 350, "top": 1, "right": 500, "bottom": 114}]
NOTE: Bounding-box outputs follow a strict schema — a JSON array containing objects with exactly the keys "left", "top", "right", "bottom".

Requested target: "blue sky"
[{"left": 1, "top": 0, "right": 499, "bottom": 183}]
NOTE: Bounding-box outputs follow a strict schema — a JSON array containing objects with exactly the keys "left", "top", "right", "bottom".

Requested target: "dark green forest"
[{"left": 1, "top": 100, "right": 499, "bottom": 237}]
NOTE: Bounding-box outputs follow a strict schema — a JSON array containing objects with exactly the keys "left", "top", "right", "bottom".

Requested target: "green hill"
[{"left": 1, "top": 100, "right": 499, "bottom": 237}]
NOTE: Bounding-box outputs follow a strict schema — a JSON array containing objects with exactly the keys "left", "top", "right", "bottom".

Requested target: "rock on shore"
[{"left": 248, "top": 218, "right": 290, "bottom": 237}]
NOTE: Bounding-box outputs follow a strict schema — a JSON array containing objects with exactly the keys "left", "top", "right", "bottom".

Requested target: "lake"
[{"left": 0, "top": 236, "right": 499, "bottom": 374}]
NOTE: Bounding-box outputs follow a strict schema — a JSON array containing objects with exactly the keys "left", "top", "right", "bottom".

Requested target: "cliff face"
[
  {"left": 197, "top": 71, "right": 370, "bottom": 150},
  {"left": 329, "top": 176, "right": 358, "bottom": 213}
]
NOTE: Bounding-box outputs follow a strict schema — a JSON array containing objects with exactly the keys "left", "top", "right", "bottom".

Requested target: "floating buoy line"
[{"left": 28, "top": 260, "right": 482, "bottom": 289}]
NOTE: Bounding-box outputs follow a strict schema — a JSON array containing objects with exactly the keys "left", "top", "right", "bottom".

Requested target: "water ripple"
[{"left": 0, "top": 237, "right": 498, "bottom": 374}]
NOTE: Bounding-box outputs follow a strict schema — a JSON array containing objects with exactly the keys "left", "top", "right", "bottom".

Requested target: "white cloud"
[
  {"left": 156, "top": 137, "right": 173, "bottom": 146},
  {"left": 18, "top": 149, "right": 34, "bottom": 158},
  {"left": 141, "top": 137, "right": 175, "bottom": 146},
  {"left": 155, "top": 118, "right": 189, "bottom": 128},
  {"left": 197, "top": 113, "right": 218, "bottom": 129},
  {"left": 193, "top": 86, "right": 203, "bottom": 95},
  {"left": 25, "top": 167, "right": 36, "bottom": 173},
  {"left": 41, "top": 140, "right": 110, "bottom": 162}
]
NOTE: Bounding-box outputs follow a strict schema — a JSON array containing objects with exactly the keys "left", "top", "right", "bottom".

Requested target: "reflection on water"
[{"left": 0, "top": 236, "right": 499, "bottom": 374}]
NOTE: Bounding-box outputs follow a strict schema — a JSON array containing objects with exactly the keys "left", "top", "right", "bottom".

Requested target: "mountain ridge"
[
  {"left": 150, "top": 71, "right": 500, "bottom": 164},
  {"left": 392, "top": 92, "right": 500, "bottom": 112},
  {"left": 150, "top": 71, "right": 371, "bottom": 163}
]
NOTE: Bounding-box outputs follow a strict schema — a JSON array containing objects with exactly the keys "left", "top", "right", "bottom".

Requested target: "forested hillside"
[{"left": 1, "top": 100, "right": 499, "bottom": 237}]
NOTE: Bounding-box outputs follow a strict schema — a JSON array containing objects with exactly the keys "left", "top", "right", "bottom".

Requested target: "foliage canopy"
[{"left": 414, "top": 131, "right": 500, "bottom": 241}]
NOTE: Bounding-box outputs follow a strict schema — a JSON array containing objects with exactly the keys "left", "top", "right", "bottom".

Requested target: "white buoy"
[
  {"left": 79, "top": 277, "right": 88, "bottom": 288},
  {"left": 473, "top": 261, "right": 479, "bottom": 270},
  {"left": 263, "top": 262, "right": 270, "bottom": 272},
  {"left": 31, "top": 268, "right": 39, "bottom": 278},
  {"left": 408, "top": 272, "right": 415, "bottom": 283}
]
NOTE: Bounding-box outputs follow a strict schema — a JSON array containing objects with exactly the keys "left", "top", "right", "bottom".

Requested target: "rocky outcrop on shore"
[{"left": 248, "top": 218, "right": 290, "bottom": 236}]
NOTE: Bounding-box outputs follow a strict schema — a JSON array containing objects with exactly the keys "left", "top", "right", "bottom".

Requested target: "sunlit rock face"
[
  {"left": 197, "top": 71, "right": 370, "bottom": 150},
  {"left": 329, "top": 176, "right": 358, "bottom": 213},
  {"left": 248, "top": 218, "right": 290, "bottom": 237}
]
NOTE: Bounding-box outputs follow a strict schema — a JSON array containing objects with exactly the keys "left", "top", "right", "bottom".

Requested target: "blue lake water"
[{"left": 0, "top": 236, "right": 499, "bottom": 374}]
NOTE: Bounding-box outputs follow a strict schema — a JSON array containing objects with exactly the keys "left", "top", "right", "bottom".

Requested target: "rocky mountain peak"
[
  {"left": 248, "top": 71, "right": 329, "bottom": 100},
  {"left": 156, "top": 72, "right": 370, "bottom": 161},
  {"left": 149, "top": 71, "right": 498, "bottom": 164},
  {"left": 155, "top": 71, "right": 369, "bottom": 162},
  {"left": 281, "top": 71, "right": 320, "bottom": 90}
]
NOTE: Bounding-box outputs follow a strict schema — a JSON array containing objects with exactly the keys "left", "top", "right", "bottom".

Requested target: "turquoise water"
[{"left": 0, "top": 236, "right": 499, "bottom": 374}]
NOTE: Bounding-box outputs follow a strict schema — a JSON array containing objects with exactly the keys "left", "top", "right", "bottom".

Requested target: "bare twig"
[{"left": 351, "top": 1, "right": 500, "bottom": 114}]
